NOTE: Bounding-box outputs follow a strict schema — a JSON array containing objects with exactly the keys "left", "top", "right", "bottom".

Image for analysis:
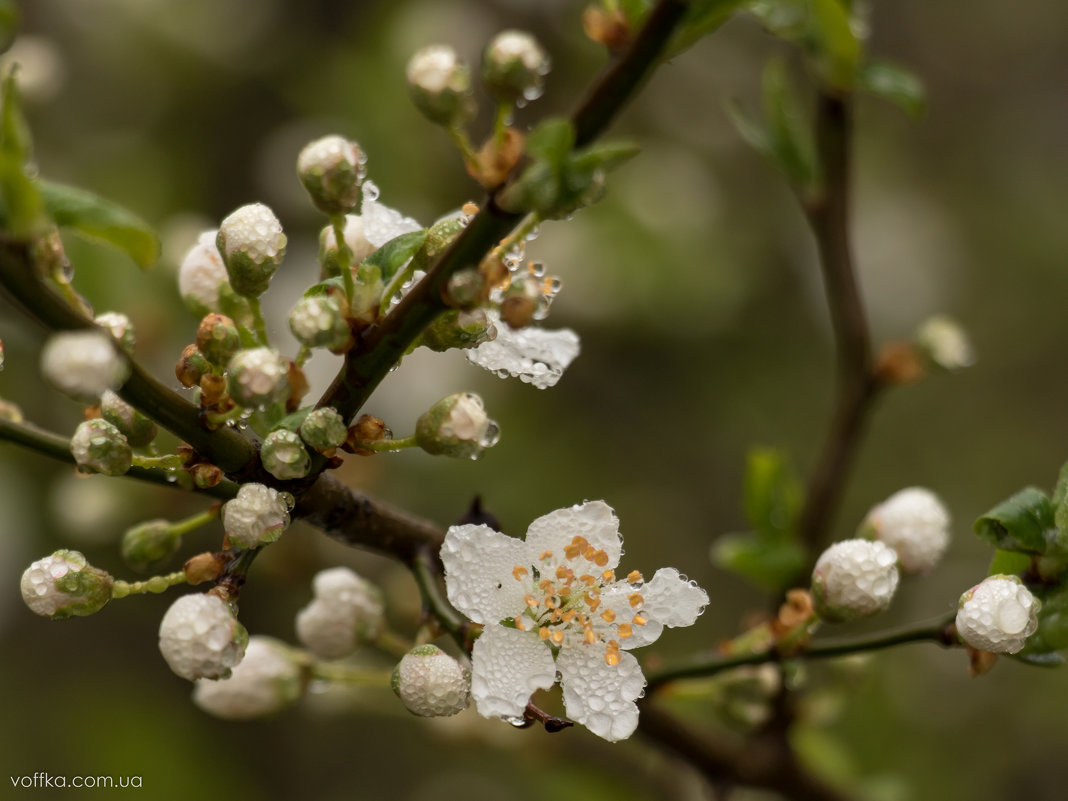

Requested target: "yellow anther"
[
  {"left": 551, "top": 609, "right": 563, "bottom": 623},
  {"left": 555, "top": 565, "right": 572, "bottom": 580},
  {"left": 539, "top": 627, "right": 551, "bottom": 640},
  {"left": 545, "top": 596, "right": 558, "bottom": 609},
  {"left": 564, "top": 543, "right": 582, "bottom": 559},
  {"left": 633, "top": 614, "right": 647, "bottom": 626},
  {"left": 539, "top": 579, "right": 554, "bottom": 592},
  {"left": 628, "top": 593, "right": 644, "bottom": 608},
  {"left": 513, "top": 565, "right": 529, "bottom": 581},
  {"left": 539, "top": 550, "right": 552, "bottom": 561},
  {"left": 561, "top": 610, "right": 576, "bottom": 622},
  {"left": 513, "top": 616, "right": 526, "bottom": 631},
  {"left": 551, "top": 630, "right": 565, "bottom": 645},
  {"left": 584, "top": 627, "right": 597, "bottom": 645},
  {"left": 583, "top": 545, "right": 598, "bottom": 561},
  {"left": 594, "top": 550, "right": 610, "bottom": 567},
  {"left": 524, "top": 594, "right": 538, "bottom": 608},
  {"left": 627, "top": 570, "right": 643, "bottom": 583},
  {"left": 571, "top": 535, "right": 589, "bottom": 549},
  {"left": 601, "top": 609, "right": 616, "bottom": 623},
  {"left": 617, "top": 623, "right": 633, "bottom": 638},
  {"left": 605, "top": 652, "right": 621, "bottom": 666},
  {"left": 602, "top": 569, "right": 615, "bottom": 583},
  {"left": 580, "top": 574, "right": 596, "bottom": 586}
]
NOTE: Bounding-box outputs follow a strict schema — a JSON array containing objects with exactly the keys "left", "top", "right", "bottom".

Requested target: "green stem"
[
  {"left": 131, "top": 453, "right": 185, "bottom": 470},
  {"left": 111, "top": 571, "right": 188, "bottom": 598},
  {"left": 355, "top": 435, "right": 419, "bottom": 453},
  {"left": 412, "top": 545, "right": 469, "bottom": 650},
  {"left": 171, "top": 504, "right": 222, "bottom": 537},
  {"left": 310, "top": 662, "right": 391, "bottom": 687},
  {"left": 492, "top": 212, "right": 540, "bottom": 258},
  {"left": 376, "top": 628, "right": 414, "bottom": 659},
  {"left": 644, "top": 615, "right": 957, "bottom": 691},
  {"left": 446, "top": 125, "right": 479, "bottom": 168},
  {"left": 330, "top": 214, "right": 356, "bottom": 304},
  {"left": 247, "top": 296, "right": 270, "bottom": 346},
  {"left": 493, "top": 101, "right": 511, "bottom": 147}
]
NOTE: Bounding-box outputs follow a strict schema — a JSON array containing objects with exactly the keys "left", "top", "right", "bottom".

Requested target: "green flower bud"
[
  {"left": 261, "top": 429, "right": 311, "bottom": 480},
  {"left": 419, "top": 309, "right": 493, "bottom": 352},
  {"left": 94, "top": 311, "right": 136, "bottom": 355},
  {"left": 288, "top": 295, "right": 351, "bottom": 351},
  {"left": 297, "top": 135, "right": 364, "bottom": 216},
  {"left": 100, "top": 389, "right": 158, "bottom": 447},
  {"left": 226, "top": 347, "right": 290, "bottom": 409},
  {"left": 406, "top": 45, "right": 476, "bottom": 126},
  {"left": 196, "top": 313, "right": 241, "bottom": 367},
  {"left": 299, "top": 407, "right": 347, "bottom": 452},
  {"left": 482, "top": 30, "right": 550, "bottom": 104},
  {"left": 70, "top": 418, "right": 132, "bottom": 476},
  {"left": 175, "top": 344, "right": 211, "bottom": 389},
  {"left": 216, "top": 203, "right": 287, "bottom": 298},
  {"left": 122, "top": 519, "right": 181, "bottom": 573},
  {"left": 21, "top": 549, "right": 113, "bottom": 619},
  {"left": 391, "top": 644, "right": 470, "bottom": 717},
  {"left": 415, "top": 392, "right": 500, "bottom": 459}
]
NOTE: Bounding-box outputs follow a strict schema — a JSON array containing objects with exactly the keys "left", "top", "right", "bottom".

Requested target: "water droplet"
[
  {"left": 362, "top": 180, "right": 381, "bottom": 202},
  {"left": 504, "top": 715, "right": 530, "bottom": 728},
  {"left": 480, "top": 420, "right": 501, "bottom": 449},
  {"left": 524, "top": 227, "right": 540, "bottom": 242}
]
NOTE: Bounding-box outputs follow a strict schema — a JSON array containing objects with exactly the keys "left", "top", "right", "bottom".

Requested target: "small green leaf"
[
  {"left": 619, "top": 0, "right": 655, "bottom": 29},
  {"left": 303, "top": 275, "right": 347, "bottom": 298},
  {"left": 725, "top": 99, "right": 774, "bottom": 157},
  {"left": 974, "top": 487, "right": 1055, "bottom": 554},
  {"left": 762, "top": 59, "right": 817, "bottom": 190},
  {"left": 568, "top": 140, "right": 641, "bottom": 175},
  {"left": 271, "top": 406, "right": 313, "bottom": 434},
  {"left": 748, "top": 0, "right": 807, "bottom": 40},
  {"left": 711, "top": 530, "right": 806, "bottom": 593},
  {"left": 525, "top": 118, "right": 575, "bottom": 169},
  {"left": 39, "top": 180, "right": 159, "bottom": 268},
  {"left": 1017, "top": 580, "right": 1068, "bottom": 658},
  {"left": 0, "top": 71, "right": 42, "bottom": 236},
  {"left": 362, "top": 230, "right": 426, "bottom": 283},
  {"left": 807, "top": 0, "right": 860, "bottom": 89},
  {"left": 988, "top": 548, "right": 1032, "bottom": 577},
  {"left": 858, "top": 60, "right": 926, "bottom": 118},
  {"left": 670, "top": 0, "right": 747, "bottom": 56},
  {"left": 743, "top": 447, "right": 802, "bottom": 538},
  {"left": 1011, "top": 651, "right": 1065, "bottom": 667}
]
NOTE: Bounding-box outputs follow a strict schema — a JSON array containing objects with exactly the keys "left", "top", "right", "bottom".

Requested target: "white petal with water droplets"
[
  {"left": 524, "top": 500, "right": 622, "bottom": 570},
  {"left": 641, "top": 568, "right": 709, "bottom": 628},
  {"left": 470, "top": 625, "right": 556, "bottom": 719},
  {"left": 557, "top": 646, "right": 645, "bottom": 742},
  {"left": 466, "top": 317, "right": 580, "bottom": 390},
  {"left": 360, "top": 190, "right": 422, "bottom": 248},
  {"left": 440, "top": 524, "right": 532, "bottom": 624},
  {"left": 599, "top": 581, "right": 664, "bottom": 650}
]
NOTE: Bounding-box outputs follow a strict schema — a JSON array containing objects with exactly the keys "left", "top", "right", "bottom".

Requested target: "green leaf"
[
  {"left": 743, "top": 447, "right": 802, "bottom": 538},
  {"left": 1011, "top": 651, "right": 1065, "bottom": 667},
  {"left": 671, "top": 0, "right": 747, "bottom": 56},
  {"left": 748, "top": 0, "right": 807, "bottom": 40},
  {"left": 974, "top": 487, "right": 1055, "bottom": 554},
  {"left": 568, "top": 140, "right": 641, "bottom": 175},
  {"left": 807, "top": 0, "right": 860, "bottom": 89},
  {"left": 711, "top": 530, "right": 806, "bottom": 593},
  {"left": 858, "top": 60, "right": 927, "bottom": 118},
  {"left": 362, "top": 230, "right": 426, "bottom": 283},
  {"left": 0, "top": 71, "right": 42, "bottom": 236},
  {"left": 0, "top": 1, "right": 18, "bottom": 57},
  {"left": 725, "top": 99, "right": 774, "bottom": 159},
  {"left": 39, "top": 180, "right": 159, "bottom": 269},
  {"left": 988, "top": 548, "right": 1032, "bottom": 577},
  {"left": 303, "top": 275, "right": 347, "bottom": 298},
  {"left": 271, "top": 406, "right": 313, "bottom": 434},
  {"left": 525, "top": 118, "right": 575, "bottom": 170},
  {"left": 1017, "top": 580, "right": 1068, "bottom": 658},
  {"left": 762, "top": 59, "right": 817, "bottom": 190}
]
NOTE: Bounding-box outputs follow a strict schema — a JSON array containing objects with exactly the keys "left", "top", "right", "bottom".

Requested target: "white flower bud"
[
  {"left": 482, "top": 30, "right": 550, "bottom": 103},
  {"left": 260, "top": 429, "right": 311, "bottom": 480},
  {"left": 70, "top": 418, "right": 132, "bottom": 476},
  {"left": 862, "top": 487, "right": 951, "bottom": 574},
  {"left": 288, "top": 295, "right": 351, "bottom": 351},
  {"left": 811, "top": 539, "right": 899, "bottom": 623},
  {"left": 415, "top": 392, "right": 500, "bottom": 459},
  {"left": 956, "top": 575, "right": 1039, "bottom": 654},
  {"left": 915, "top": 315, "right": 975, "bottom": 371},
  {"left": 297, "top": 134, "right": 364, "bottom": 215},
  {"left": 100, "top": 389, "right": 157, "bottom": 447},
  {"left": 20, "top": 549, "right": 113, "bottom": 619},
  {"left": 193, "top": 636, "right": 303, "bottom": 719},
  {"left": 222, "top": 483, "right": 291, "bottom": 548},
  {"left": 226, "top": 347, "right": 290, "bottom": 409},
  {"left": 295, "top": 567, "right": 384, "bottom": 660},
  {"left": 299, "top": 407, "right": 347, "bottom": 452},
  {"left": 178, "top": 230, "right": 230, "bottom": 315},
  {"left": 216, "top": 203, "right": 287, "bottom": 297},
  {"left": 391, "top": 644, "right": 470, "bottom": 717},
  {"left": 319, "top": 214, "right": 377, "bottom": 274},
  {"left": 406, "top": 45, "right": 475, "bottom": 126},
  {"left": 94, "top": 311, "right": 136, "bottom": 354},
  {"left": 41, "top": 330, "right": 129, "bottom": 402},
  {"left": 158, "top": 593, "right": 248, "bottom": 681}
]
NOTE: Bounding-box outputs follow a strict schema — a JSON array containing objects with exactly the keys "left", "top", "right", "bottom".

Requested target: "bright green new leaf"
[
  {"left": 0, "top": 71, "right": 43, "bottom": 237},
  {"left": 974, "top": 487, "right": 1055, "bottom": 554},
  {"left": 271, "top": 407, "right": 314, "bottom": 434},
  {"left": 858, "top": 61, "right": 927, "bottom": 118},
  {"left": 362, "top": 230, "right": 427, "bottom": 283},
  {"left": 743, "top": 447, "right": 802, "bottom": 538},
  {"left": 39, "top": 180, "right": 160, "bottom": 269},
  {"left": 988, "top": 548, "right": 1031, "bottom": 577},
  {"left": 711, "top": 530, "right": 806, "bottom": 594},
  {"left": 525, "top": 118, "right": 575, "bottom": 170},
  {"left": 568, "top": 140, "right": 641, "bottom": 176},
  {"left": 807, "top": 0, "right": 860, "bottom": 90},
  {"left": 1015, "top": 580, "right": 1068, "bottom": 662},
  {"left": 725, "top": 99, "right": 774, "bottom": 159}
]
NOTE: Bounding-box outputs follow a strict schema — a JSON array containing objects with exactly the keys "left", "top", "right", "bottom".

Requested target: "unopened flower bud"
[
  {"left": 419, "top": 309, "right": 493, "bottom": 352},
  {"left": 158, "top": 593, "right": 248, "bottom": 680},
  {"left": 41, "top": 330, "right": 129, "bottom": 402},
  {"left": 94, "top": 311, "right": 136, "bottom": 355},
  {"left": 299, "top": 407, "right": 347, "bottom": 452},
  {"left": 261, "top": 429, "right": 311, "bottom": 480},
  {"left": 122, "top": 519, "right": 181, "bottom": 573},
  {"left": 289, "top": 295, "right": 351, "bottom": 351},
  {"left": 915, "top": 315, "right": 975, "bottom": 372},
  {"left": 193, "top": 636, "right": 304, "bottom": 719},
  {"left": 21, "top": 549, "right": 113, "bottom": 619},
  {"left": 226, "top": 348, "right": 290, "bottom": 409},
  {"left": 222, "top": 483, "right": 290, "bottom": 548},
  {"left": 811, "top": 539, "right": 899, "bottom": 623},
  {"left": 416, "top": 393, "right": 499, "bottom": 459},
  {"left": 295, "top": 567, "right": 384, "bottom": 660},
  {"left": 406, "top": 45, "right": 475, "bottom": 126},
  {"left": 191, "top": 463, "right": 224, "bottom": 489},
  {"left": 216, "top": 203, "right": 287, "bottom": 298},
  {"left": 482, "top": 30, "right": 550, "bottom": 104},
  {"left": 70, "top": 418, "right": 132, "bottom": 476},
  {"left": 178, "top": 230, "right": 229, "bottom": 315},
  {"left": 176, "top": 344, "right": 210, "bottom": 389},
  {"left": 391, "top": 644, "right": 470, "bottom": 717},
  {"left": 861, "top": 487, "right": 951, "bottom": 575},
  {"left": 100, "top": 389, "right": 157, "bottom": 447},
  {"left": 196, "top": 313, "right": 241, "bottom": 367},
  {"left": 297, "top": 135, "right": 364, "bottom": 216},
  {"left": 956, "top": 575, "right": 1039, "bottom": 654}
]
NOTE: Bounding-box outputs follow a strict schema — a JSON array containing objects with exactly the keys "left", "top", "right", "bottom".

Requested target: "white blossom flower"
[
  {"left": 466, "top": 311, "right": 580, "bottom": 390},
  {"left": 956, "top": 575, "right": 1039, "bottom": 654},
  {"left": 441, "top": 500, "right": 708, "bottom": 742},
  {"left": 915, "top": 315, "right": 974, "bottom": 371},
  {"left": 193, "top": 636, "right": 303, "bottom": 719},
  {"left": 862, "top": 487, "right": 951, "bottom": 574}
]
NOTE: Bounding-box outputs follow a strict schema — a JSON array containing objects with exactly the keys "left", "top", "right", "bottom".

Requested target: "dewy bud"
[
  {"left": 956, "top": 575, "right": 1039, "bottom": 654},
  {"left": 390, "top": 644, "right": 470, "bottom": 717},
  {"left": 158, "top": 593, "right": 248, "bottom": 681},
  {"left": 299, "top": 407, "right": 348, "bottom": 452},
  {"left": 482, "top": 30, "right": 550, "bottom": 104},
  {"left": 196, "top": 313, "right": 241, "bottom": 367},
  {"left": 861, "top": 487, "right": 951, "bottom": 575},
  {"left": 288, "top": 295, "right": 351, "bottom": 351},
  {"left": 226, "top": 347, "right": 290, "bottom": 409},
  {"left": 178, "top": 230, "right": 230, "bottom": 316},
  {"left": 21, "top": 549, "right": 113, "bottom": 619},
  {"left": 175, "top": 344, "right": 211, "bottom": 389},
  {"left": 415, "top": 392, "right": 499, "bottom": 459},
  {"left": 70, "top": 418, "right": 132, "bottom": 476},
  {"left": 297, "top": 134, "right": 364, "bottom": 216},
  {"left": 94, "top": 311, "right": 136, "bottom": 355},
  {"left": 216, "top": 203, "right": 287, "bottom": 298},
  {"left": 100, "top": 389, "right": 157, "bottom": 447},
  {"left": 319, "top": 215, "right": 377, "bottom": 277},
  {"left": 41, "top": 330, "right": 130, "bottom": 402},
  {"left": 295, "top": 567, "right": 384, "bottom": 660},
  {"left": 193, "top": 636, "right": 304, "bottom": 720},
  {"left": 122, "top": 519, "right": 181, "bottom": 573},
  {"left": 260, "top": 429, "right": 311, "bottom": 480},
  {"left": 419, "top": 309, "right": 493, "bottom": 352},
  {"left": 915, "top": 315, "right": 975, "bottom": 372},
  {"left": 222, "top": 483, "right": 291, "bottom": 548},
  {"left": 406, "top": 45, "right": 476, "bottom": 126},
  {"left": 811, "top": 539, "right": 899, "bottom": 624}
]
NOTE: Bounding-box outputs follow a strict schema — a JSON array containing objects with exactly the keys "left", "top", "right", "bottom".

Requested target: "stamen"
[
  {"left": 593, "top": 550, "right": 610, "bottom": 567},
  {"left": 551, "top": 630, "right": 565, "bottom": 645},
  {"left": 627, "top": 570, "right": 643, "bottom": 583},
  {"left": 579, "top": 574, "right": 596, "bottom": 586},
  {"left": 564, "top": 542, "right": 582, "bottom": 560},
  {"left": 539, "top": 627, "right": 551, "bottom": 640},
  {"left": 633, "top": 614, "right": 647, "bottom": 626},
  {"left": 601, "top": 609, "right": 616, "bottom": 623},
  {"left": 628, "top": 593, "right": 643, "bottom": 608},
  {"left": 513, "top": 615, "right": 526, "bottom": 631},
  {"left": 584, "top": 628, "right": 597, "bottom": 645},
  {"left": 604, "top": 640, "right": 621, "bottom": 666},
  {"left": 555, "top": 565, "right": 571, "bottom": 580},
  {"left": 539, "top": 550, "right": 552, "bottom": 561},
  {"left": 513, "top": 565, "right": 529, "bottom": 581},
  {"left": 617, "top": 623, "right": 633, "bottom": 638},
  {"left": 602, "top": 569, "right": 615, "bottom": 583},
  {"left": 561, "top": 610, "right": 576, "bottom": 622},
  {"left": 539, "top": 578, "right": 554, "bottom": 592},
  {"left": 524, "top": 594, "right": 538, "bottom": 608},
  {"left": 551, "top": 609, "right": 563, "bottom": 623},
  {"left": 582, "top": 545, "right": 598, "bottom": 561}
]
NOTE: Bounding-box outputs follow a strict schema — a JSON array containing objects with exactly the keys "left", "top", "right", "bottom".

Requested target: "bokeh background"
[{"left": 1, "top": 1, "right": 1066, "bottom": 799}]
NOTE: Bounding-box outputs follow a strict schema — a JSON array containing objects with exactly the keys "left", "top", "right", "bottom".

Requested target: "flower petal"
[
  {"left": 466, "top": 315, "right": 580, "bottom": 390},
  {"left": 524, "top": 501, "right": 622, "bottom": 569},
  {"left": 557, "top": 645, "right": 645, "bottom": 742},
  {"left": 470, "top": 625, "right": 556, "bottom": 720},
  {"left": 441, "top": 524, "right": 532, "bottom": 624},
  {"left": 642, "top": 568, "right": 708, "bottom": 628},
  {"left": 599, "top": 581, "right": 664, "bottom": 650}
]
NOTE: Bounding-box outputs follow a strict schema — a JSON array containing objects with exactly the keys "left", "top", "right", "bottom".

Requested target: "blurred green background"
[{"left": 1, "top": 1, "right": 1067, "bottom": 799}]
